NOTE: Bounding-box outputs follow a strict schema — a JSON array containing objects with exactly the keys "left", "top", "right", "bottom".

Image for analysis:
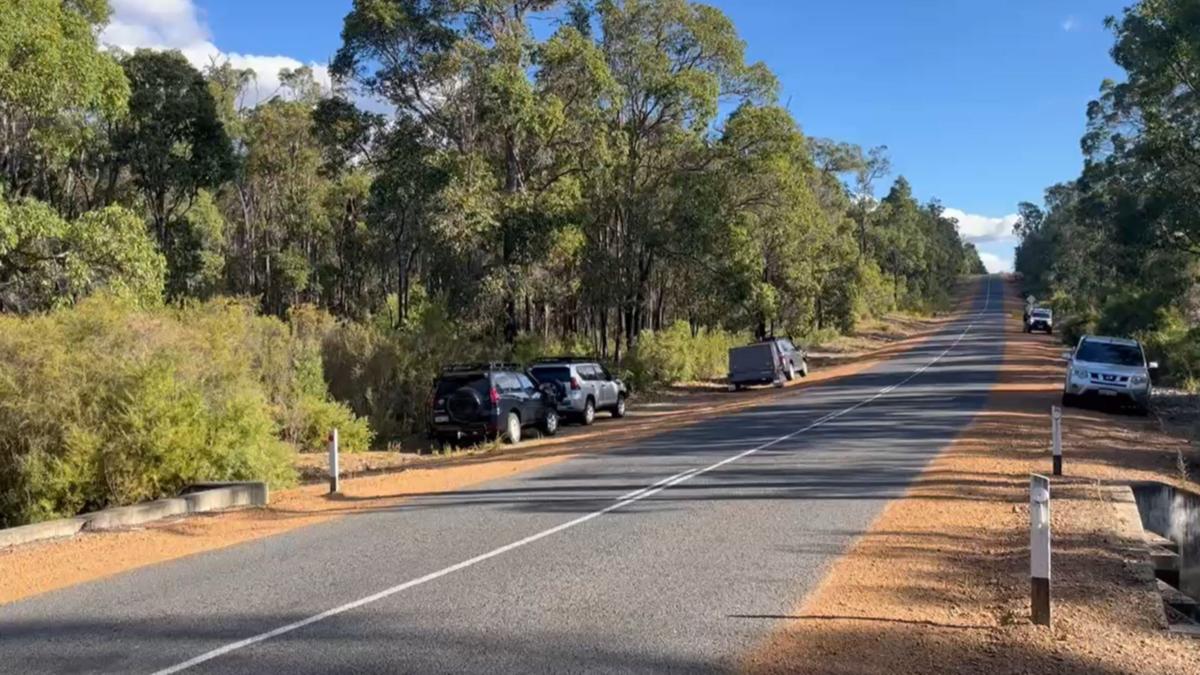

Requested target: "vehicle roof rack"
[
  {"left": 531, "top": 356, "right": 597, "bottom": 364},
  {"left": 441, "top": 362, "right": 522, "bottom": 373}
]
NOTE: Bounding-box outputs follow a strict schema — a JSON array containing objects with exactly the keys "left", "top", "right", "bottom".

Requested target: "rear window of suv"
[
  {"left": 435, "top": 374, "right": 490, "bottom": 397},
  {"left": 530, "top": 366, "right": 572, "bottom": 383},
  {"left": 1076, "top": 341, "right": 1143, "bottom": 367}
]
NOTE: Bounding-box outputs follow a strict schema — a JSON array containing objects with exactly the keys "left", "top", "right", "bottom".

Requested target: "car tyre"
[
  {"left": 539, "top": 408, "right": 559, "bottom": 436},
  {"left": 612, "top": 394, "right": 627, "bottom": 418},
  {"left": 799, "top": 359, "right": 809, "bottom": 377},
  {"left": 1061, "top": 392, "right": 1077, "bottom": 408},
  {"left": 784, "top": 362, "right": 795, "bottom": 381},
  {"left": 581, "top": 398, "right": 596, "bottom": 426},
  {"left": 503, "top": 412, "right": 522, "bottom": 444}
]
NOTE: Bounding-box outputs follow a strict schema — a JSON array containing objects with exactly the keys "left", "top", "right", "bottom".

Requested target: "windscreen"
[
  {"left": 1032, "top": 310, "right": 1051, "bottom": 318},
  {"left": 530, "top": 366, "right": 572, "bottom": 384},
  {"left": 1076, "top": 342, "right": 1143, "bottom": 367},
  {"left": 435, "top": 374, "right": 489, "bottom": 397}
]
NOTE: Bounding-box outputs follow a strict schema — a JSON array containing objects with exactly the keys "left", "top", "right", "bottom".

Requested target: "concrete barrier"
[
  {"left": 0, "top": 481, "right": 269, "bottom": 548},
  {"left": 0, "top": 517, "right": 87, "bottom": 549},
  {"left": 1131, "top": 481, "right": 1200, "bottom": 600},
  {"left": 180, "top": 481, "right": 269, "bottom": 513},
  {"left": 84, "top": 498, "right": 190, "bottom": 531}
]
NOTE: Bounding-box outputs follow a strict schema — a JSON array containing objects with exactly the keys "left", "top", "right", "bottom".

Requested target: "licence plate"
[
  {"left": 434, "top": 415, "right": 449, "bottom": 423},
  {"left": 1098, "top": 389, "right": 1118, "bottom": 397}
]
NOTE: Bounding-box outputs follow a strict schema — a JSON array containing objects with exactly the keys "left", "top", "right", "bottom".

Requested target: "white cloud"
[
  {"left": 101, "top": 0, "right": 330, "bottom": 106},
  {"left": 1061, "top": 16, "right": 1077, "bottom": 32},
  {"left": 978, "top": 251, "right": 1012, "bottom": 274},
  {"left": 942, "top": 207, "right": 1019, "bottom": 243}
]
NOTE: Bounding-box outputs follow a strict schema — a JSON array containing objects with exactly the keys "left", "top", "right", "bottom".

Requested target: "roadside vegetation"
[
  {"left": 0, "top": 0, "right": 984, "bottom": 525},
  {"left": 1013, "top": 0, "right": 1200, "bottom": 390}
]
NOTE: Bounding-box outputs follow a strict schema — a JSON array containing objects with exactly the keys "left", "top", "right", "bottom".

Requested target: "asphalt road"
[{"left": 0, "top": 277, "right": 1005, "bottom": 674}]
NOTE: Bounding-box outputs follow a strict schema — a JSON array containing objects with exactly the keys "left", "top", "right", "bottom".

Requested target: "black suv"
[{"left": 428, "top": 362, "right": 560, "bottom": 447}]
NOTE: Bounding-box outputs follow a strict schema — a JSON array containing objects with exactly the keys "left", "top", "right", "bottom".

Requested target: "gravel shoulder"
[{"left": 743, "top": 280, "right": 1200, "bottom": 674}]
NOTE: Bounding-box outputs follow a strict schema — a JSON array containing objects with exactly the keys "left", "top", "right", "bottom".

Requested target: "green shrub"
[
  {"left": 625, "top": 321, "right": 745, "bottom": 392},
  {"left": 0, "top": 296, "right": 295, "bottom": 526},
  {"left": 1137, "top": 309, "right": 1200, "bottom": 391},
  {"left": 0, "top": 295, "right": 373, "bottom": 526},
  {"left": 322, "top": 298, "right": 481, "bottom": 445}
]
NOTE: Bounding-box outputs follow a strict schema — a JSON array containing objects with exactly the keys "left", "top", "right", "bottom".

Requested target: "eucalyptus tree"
[{"left": 0, "top": 0, "right": 128, "bottom": 210}]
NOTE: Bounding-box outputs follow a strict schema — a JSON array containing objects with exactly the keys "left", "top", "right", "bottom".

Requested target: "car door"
[
  {"left": 591, "top": 365, "right": 614, "bottom": 407},
  {"left": 516, "top": 373, "right": 541, "bottom": 422},
  {"left": 784, "top": 339, "right": 804, "bottom": 369},
  {"left": 495, "top": 373, "right": 523, "bottom": 419},
  {"left": 598, "top": 365, "right": 618, "bottom": 406},
  {"left": 577, "top": 365, "right": 600, "bottom": 407}
]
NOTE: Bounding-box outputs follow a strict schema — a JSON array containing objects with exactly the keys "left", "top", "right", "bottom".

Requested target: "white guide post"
[
  {"left": 328, "top": 428, "right": 340, "bottom": 495},
  {"left": 1030, "top": 473, "right": 1051, "bottom": 626}
]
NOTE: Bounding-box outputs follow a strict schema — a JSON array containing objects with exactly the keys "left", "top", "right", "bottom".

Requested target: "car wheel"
[
  {"left": 785, "top": 362, "right": 795, "bottom": 381},
  {"left": 581, "top": 398, "right": 596, "bottom": 426},
  {"left": 612, "top": 395, "right": 627, "bottom": 418},
  {"left": 540, "top": 408, "right": 559, "bottom": 436},
  {"left": 1061, "top": 392, "right": 1076, "bottom": 408},
  {"left": 799, "top": 360, "right": 809, "bottom": 377},
  {"left": 503, "top": 412, "right": 521, "bottom": 444}
]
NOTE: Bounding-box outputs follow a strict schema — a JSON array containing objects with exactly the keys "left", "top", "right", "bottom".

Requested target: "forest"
[
  {"left": 1013, "top": 0, "right": 1199, "bottom": 389},
  {"left": 0, "top": 0, "right": 984, "bottom": 525}
]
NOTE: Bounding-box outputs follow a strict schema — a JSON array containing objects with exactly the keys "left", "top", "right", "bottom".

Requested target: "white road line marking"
[{"left": 151, "top": 278, "right": 995, "bottom": 675}]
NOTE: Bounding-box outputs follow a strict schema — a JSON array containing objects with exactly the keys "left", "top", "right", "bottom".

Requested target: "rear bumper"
[
  {"left": 428, "top": 417, "right": 500, "bottom": 438},
  {"left": 1028, "top": 320, "right": 1051, "bottom": 331},
  {"left": 728, "top": 368, "right": 781, "bottom": 385}
]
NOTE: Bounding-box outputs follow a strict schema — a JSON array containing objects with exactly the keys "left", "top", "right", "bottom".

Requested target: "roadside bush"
[
  {"left": 323, "top": 298, "right": 480, "bottom": 445},
  {"left": 1138, "top": 310, "right": 1200, "bottom": 391},
  {"left": 624, "top": 321, "right": 745, "bottom": 392},
  {"left": 0, "top": 297, "right": 290, "bottom": 526},
  {"left": 0, "top": 295, "right": 373, "bottom": 527}
]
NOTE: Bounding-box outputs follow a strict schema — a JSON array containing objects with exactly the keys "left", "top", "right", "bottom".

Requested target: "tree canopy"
[{"left": 1, "top": 0, "right": 983, "bottom": 350}]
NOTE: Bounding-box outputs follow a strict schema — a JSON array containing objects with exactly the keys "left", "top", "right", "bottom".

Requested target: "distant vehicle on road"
[
  {"left": 429, "top": 362, "right": 560, "bottom": 447},
  {"left": 728, "top": 337, "right": 808, "bottom": 390},
  {"left": 529, "top": 358, "right": 627, "bottom": 425},
  {"left": 1061, "top": 335, "right": 1157, "bottom": 414},
  {"left": 1025, "top": 308, "right": 1053, "bottom": 334}
]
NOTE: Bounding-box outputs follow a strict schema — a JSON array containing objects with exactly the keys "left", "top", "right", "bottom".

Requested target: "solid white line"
[{"left": 152, "top": 278, "right": 995, "bottom": 675}]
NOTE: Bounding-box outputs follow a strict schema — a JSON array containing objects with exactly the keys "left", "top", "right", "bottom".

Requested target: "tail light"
[
  {"left": 569, "top": 377, "right": 581, "bottom": 391},
  {"left": 489, "top": 387, "right": 500, "bottom": 405}
]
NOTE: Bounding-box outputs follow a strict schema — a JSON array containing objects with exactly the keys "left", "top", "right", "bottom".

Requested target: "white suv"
[{"left": 1062, "top": 335, "right": 1157, "bottom": 414}]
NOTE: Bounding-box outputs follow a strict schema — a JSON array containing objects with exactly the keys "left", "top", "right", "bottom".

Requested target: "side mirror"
[
  {"left": 1148, "top": 361, "right": 1159, "bottom": 371},
  {"left": 1061, "top": 351, "right": 1072, "bottom": 361}
]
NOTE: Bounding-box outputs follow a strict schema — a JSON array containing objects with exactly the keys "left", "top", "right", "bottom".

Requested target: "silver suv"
[
  {"left": 528, "top": 358, "right": 628, "bottom": 425},
  {"left": 1062, "top": 335, "right": 1157, "bottom": 414}
]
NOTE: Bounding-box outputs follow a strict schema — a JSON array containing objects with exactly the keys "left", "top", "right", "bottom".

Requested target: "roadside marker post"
[
  {"left": 1030, "top": 474, "right": 1052, "bottom": 626},
  {"left": 328, "top": 428, "right": 340, "bottom": 495},
  {"left": 1051, "top": 406, "right": 1063, "bottom": 476}
]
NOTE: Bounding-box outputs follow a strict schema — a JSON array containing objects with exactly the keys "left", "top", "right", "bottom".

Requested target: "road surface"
[{"left": 0, "top": 277, "right": 1004, "bottom": 674}]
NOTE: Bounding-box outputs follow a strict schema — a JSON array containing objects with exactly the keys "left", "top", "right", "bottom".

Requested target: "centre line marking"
[{"left": 152, "top": 279, "right": 994, "bottom": 674}]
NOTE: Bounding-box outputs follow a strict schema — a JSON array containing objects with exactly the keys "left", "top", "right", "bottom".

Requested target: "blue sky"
[{"left": 102, "top": 0, "right": 1133, "bottom": 271}]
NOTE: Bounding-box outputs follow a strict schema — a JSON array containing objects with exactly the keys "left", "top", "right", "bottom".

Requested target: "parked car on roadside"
[
  {"left": 1061, "top": 335, "right": 1157, "bottom": 414},
  {"left": 428, "top": 362, "right": 560, "bottom": 447},
  {"left": 727, "top": 337, "right": 808, "bottom": 390},
  {"left": 1025, "top": 308, "right": 1053, "bottom": 334},
  {"left": 528, "top": 357, "right": 627, "bottom": 425}
]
